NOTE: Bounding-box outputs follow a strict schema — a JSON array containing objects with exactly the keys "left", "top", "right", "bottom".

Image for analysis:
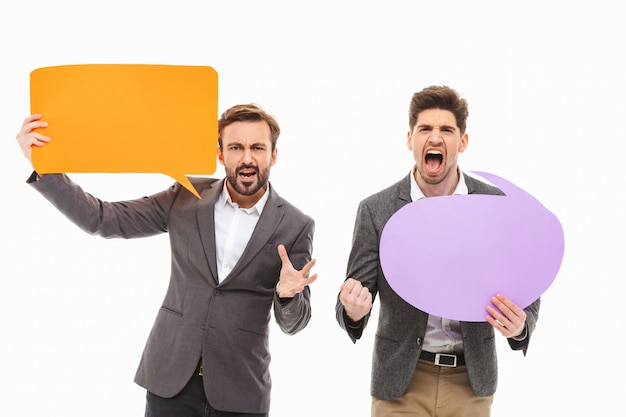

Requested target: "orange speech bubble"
[{"left": 30, "top": 64, "right": 219, "bottom": 198}]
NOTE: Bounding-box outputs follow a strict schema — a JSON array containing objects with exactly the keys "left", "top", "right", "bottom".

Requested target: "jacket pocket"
[{"left": 160, "top": 306, "right": 183, "bottom": 317}]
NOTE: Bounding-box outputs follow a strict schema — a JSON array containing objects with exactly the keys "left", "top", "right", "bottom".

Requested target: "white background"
[{"left": 2, "top": 1, "right": 625, "bottom": 416}]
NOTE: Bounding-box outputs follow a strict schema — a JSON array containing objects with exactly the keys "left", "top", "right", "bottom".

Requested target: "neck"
[
  {"left": 227, "top": 182, "right": 268, "bottom": 209},
  {"left": 415, "top": 168, "right": 460, "bottom": 198}
]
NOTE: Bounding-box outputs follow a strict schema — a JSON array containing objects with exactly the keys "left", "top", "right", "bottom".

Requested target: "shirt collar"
[
  {"left": 218, "top": 180, "right": 270, "bottom": 215},
  {"left": 410, "top": 167, "right": 468, "bottom": 201}
]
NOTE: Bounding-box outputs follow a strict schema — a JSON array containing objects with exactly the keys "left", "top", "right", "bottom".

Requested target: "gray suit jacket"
[
  {"left": 335, "top": 172, "right": 540, "bottom": 399},
  {"left": 30, "top": 173, "right": 315, "bottom": 414}
]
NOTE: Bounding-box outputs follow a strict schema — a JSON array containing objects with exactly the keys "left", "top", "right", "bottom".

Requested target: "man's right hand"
[
  {"left": 16, "top": 114, "right": 50, "bottom": 165},
  {"left": 339, "top": 277, "right": 373, "bottom": 323}
]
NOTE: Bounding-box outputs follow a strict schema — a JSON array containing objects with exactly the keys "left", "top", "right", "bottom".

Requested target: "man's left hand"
[
  {"left": 276, "top": 244, "right": 318, "bottom": 298},
  {"left": 486, "top": 294, "right": 527, "bottom": 338}
]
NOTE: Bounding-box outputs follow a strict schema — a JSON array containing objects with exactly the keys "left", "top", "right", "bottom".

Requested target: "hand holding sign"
[
  {"left": 379, "top": 172, "right": 564, "bottom": 322},
  {"left": 29, "top": 64, "right": 219, "bottom": 198}
]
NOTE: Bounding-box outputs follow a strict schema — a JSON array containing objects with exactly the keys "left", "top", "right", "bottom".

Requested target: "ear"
[
  {"left": 217, "top": 147, "right": 224, "bottom": 165},
  {"left": 458, "top": 133, "right": 469, "bottom": 153},
  {"left": 407, "top": 130, "right": 413, "bottom": 150},
  {"left": 270, "top": 148, "right": 278, "bottom": 167}
]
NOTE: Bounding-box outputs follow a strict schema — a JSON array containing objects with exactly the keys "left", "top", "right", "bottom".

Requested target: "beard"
[{"left": 225, "top": 163, "right": 270, "bottom": 196}]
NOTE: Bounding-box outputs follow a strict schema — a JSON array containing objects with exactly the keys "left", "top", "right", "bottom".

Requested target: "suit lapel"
[
  {"left": 397, "top": 173, "right": 413, "bottom": 206},
  {"left": 196, "top": 179, "right": 223, "bottom": 284}
]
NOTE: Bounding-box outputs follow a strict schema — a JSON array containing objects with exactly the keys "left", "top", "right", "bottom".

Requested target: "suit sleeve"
[
  {"left": 508, "top": 297, "right": 541, "bottom": 354},
  {"left": 28, "top": 173, "right": 176, "bottom": 238},
  {"left": 272, "top": 216, "right": 315, "bottom": 335},
  {"left": 335, "top": 199, "right": 380, "bottom": 342}
]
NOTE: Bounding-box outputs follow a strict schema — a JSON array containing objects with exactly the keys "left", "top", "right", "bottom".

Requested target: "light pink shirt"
[{"left": 409, "top": 168, "right": 467, "bottom": 353}]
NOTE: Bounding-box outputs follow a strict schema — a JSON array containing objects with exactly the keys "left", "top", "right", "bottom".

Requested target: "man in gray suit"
[
  {"left": 336, "top": 86, "right": 540, "bottom": 417},
  {"left": 17, "top": 104, "right": 317, "bottom": 417}
]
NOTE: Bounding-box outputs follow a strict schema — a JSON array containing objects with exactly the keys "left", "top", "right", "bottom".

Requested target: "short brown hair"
[
  {"left": 408, "top": 86, "right": 469, "bottom": 134},
  {"left": 218, "top": 103, "right": 281, "bottom": 150}
]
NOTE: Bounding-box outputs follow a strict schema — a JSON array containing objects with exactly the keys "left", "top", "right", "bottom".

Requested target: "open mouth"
[
  {"left": 425, "top": 150, "right": 443, "bottom": 172},
  {"left": 238, "top": 166, "right": 258, "bottom": 181}
]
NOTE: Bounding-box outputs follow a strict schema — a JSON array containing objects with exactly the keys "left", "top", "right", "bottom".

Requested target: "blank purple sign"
[{"left": 379, "top": 171, "right": 564, "bottom": 322}]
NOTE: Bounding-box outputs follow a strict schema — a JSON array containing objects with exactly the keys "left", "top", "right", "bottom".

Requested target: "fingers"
[
  {"left": 21, "top": 114, "right": 43, "bottom": 129},
  {"left": 490, "top": 294, "right": 525, "bottom": 320},
  {"left": 28, "top": 132, "right": 51, "bottom": 146},
  {"left": 304, "top": 271, "right": 318, "bottom": 285},
  {"left": 339, "top": 278, "right": 371, "bottom": 305},
  {"left": 277, "top": 244, "right": 317, "bottom": 277},
  {"left": 340, "top": 277, "right": 365, "bottom": 293},
  {"left": 19, "top": 114, "right": 48, "bottom": 137},
  {"left": 486, "top": 294, "right": 526, "bottom": 337},
  {"left": 16, "top": 114, "right": 50, "bottom": 163},
  {"left": 277, "top": 244, "right": 292, "bottom": 268},
  {"left": 300, "top": 257, "right": 317, "bottom": 277},
  {"left": 340, "top": 278, "right": 372, "bottom": 322},
  {"left": 276, "top": 244, "right": 318, "bottom": 298}
]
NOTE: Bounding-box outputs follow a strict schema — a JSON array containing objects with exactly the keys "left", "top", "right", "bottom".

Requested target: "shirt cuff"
[
  {"left": 26, "top": 170, "right": 41, "bottom": 184},
  {"left": 511, "top": 326, "right": 528, "bottom": 341}
]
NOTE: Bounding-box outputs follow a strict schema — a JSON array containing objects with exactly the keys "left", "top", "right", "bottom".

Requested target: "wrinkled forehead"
[
  {"left": 221, "top": 120, "right": 273, "bottom": 145},
  {"left": 415, "top": 108, "right": 459, "bottom": 129}
]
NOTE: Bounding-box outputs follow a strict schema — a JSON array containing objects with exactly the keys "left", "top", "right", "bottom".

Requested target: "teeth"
[{"left": 427, "top": 150, "right": 442, "bottom": 155}]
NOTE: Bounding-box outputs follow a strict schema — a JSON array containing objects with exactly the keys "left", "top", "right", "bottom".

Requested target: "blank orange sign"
[{"left": 30, "top": 64, "right": 219, "bottom": 198}]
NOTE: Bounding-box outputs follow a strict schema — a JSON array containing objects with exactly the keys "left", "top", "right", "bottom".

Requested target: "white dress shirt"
[{"left": 214, "top": 182, "right": 269, "bottom": 282}]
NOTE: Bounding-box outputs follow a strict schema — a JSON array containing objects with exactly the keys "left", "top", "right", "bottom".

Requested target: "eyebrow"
[
  {"left": 226, "top": 141, "right": 268, "bottom": 148},
  {"left": 417, "top": 123, "right": 457, "bottom": 131}
]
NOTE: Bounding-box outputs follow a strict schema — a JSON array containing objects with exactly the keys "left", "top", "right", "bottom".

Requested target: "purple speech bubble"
[{"left": 379, "top": 171, "right": 564, "bottom": 322}]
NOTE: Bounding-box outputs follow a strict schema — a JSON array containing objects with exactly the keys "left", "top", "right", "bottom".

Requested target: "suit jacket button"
[
  {"left": 416, "top": 337, "right": 422, "bottom": 346},
  {"left": 213, "top": 289, "right": 221, "bottom": 295}
]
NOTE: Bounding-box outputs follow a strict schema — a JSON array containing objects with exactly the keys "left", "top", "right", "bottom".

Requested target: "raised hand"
[
  {"left": 16, "top": 114, "right": 50, "bottom": 164},
  {"left": 276, "top": 244, "right": 318, "bottom": 298},
  {"left": 339, "top": 277, "right": 373, "bottom": 323}
]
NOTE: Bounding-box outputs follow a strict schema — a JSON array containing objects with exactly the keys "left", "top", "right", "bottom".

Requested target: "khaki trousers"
[{"left": 372, "top": 359, "right": 493, "bottom": 417}]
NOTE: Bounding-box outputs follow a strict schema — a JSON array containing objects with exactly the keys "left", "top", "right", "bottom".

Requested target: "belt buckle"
[{"left": 434, "top": 353, "right": 457, "bottom": 367}]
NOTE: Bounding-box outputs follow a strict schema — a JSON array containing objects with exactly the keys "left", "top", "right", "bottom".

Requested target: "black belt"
[{"left": 419, "top": 351, "right": 465, "bottom": 367}]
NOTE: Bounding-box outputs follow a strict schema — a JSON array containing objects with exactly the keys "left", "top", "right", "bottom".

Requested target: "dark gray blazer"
[
  {"left": 30, "top": 173, "right": 315, "bottom": 414},
  {"left": 335, "top": 172, "right": 540, "bottom": 399}
]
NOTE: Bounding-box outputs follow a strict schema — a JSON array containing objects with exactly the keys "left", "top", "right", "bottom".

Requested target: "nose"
[
  {"left": 242, "top": 147, "right": 253, "bottom": 163},
  {"left": 428, "top": 126, "right": 444, "bottom": 143}
]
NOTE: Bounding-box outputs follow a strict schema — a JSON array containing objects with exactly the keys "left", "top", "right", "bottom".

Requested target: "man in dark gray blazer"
[
  {"left": 17, "top": 104, "right": 317, "bottom": 417},
  {"left": 336, "top": 86, "right": 540, "bottom": 417}
]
